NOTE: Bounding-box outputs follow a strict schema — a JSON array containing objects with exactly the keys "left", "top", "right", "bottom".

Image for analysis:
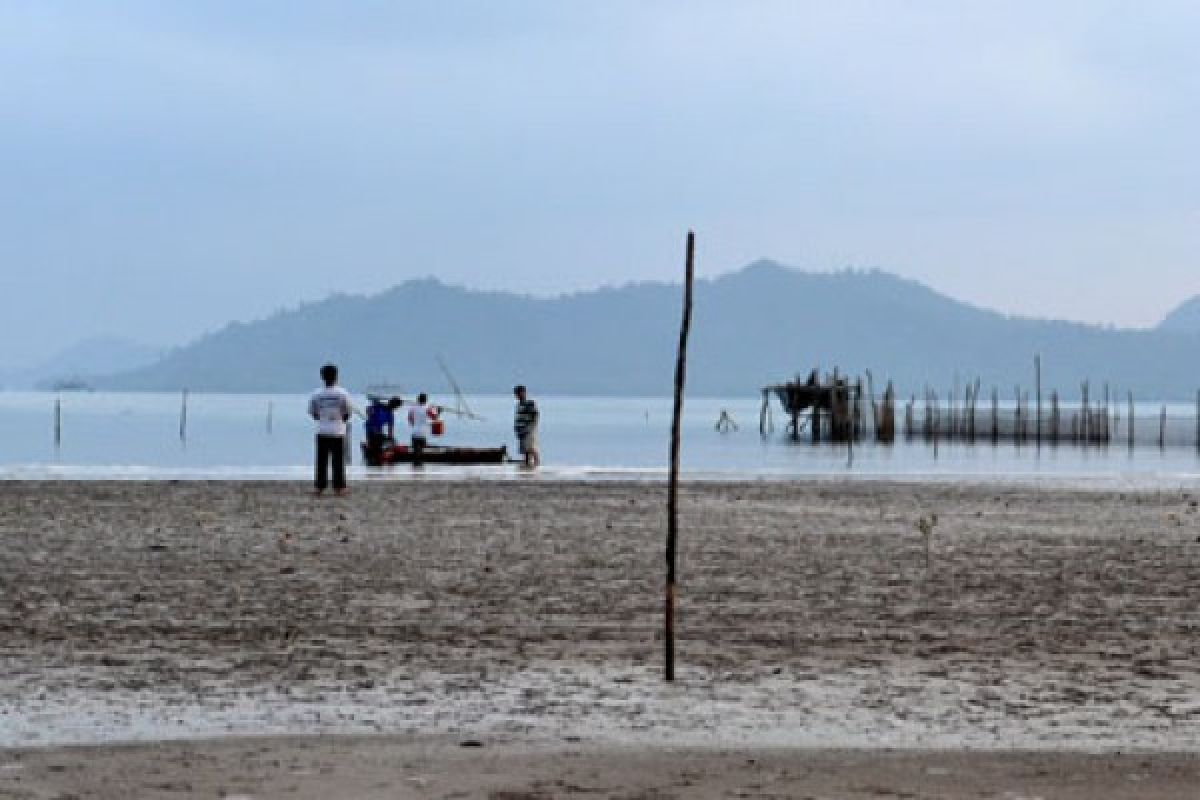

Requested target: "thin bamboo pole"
[
  {"left": 1035, "top": 355, "right": 1042, "bottom": 446},
  {"left": 1051, "top": 390, "right": 1060, "bottom": 444},
  {"left": 54, "top": 394, "right": 62, "bottom": 448},
  {"left": 1128, "top": 392, "right": 1134, "bottom": 448},
  {"left": 1081, "top": 381, "right": 1089, "bottom": 444},
  {"left": 1014, "top": 385, "right": 1022, "bottom": 444},
  {"left": 991, "top": 387, "right": 998, "bottom": 444},
  {"left": 1103, "top": 383, "right": 1110, "bottom": 443},
  {"left": 665, "top": 230, "right": 694, "bottom": 683},
  {"left": 179, "top": 389, "right": 188, "bottom": 443}
]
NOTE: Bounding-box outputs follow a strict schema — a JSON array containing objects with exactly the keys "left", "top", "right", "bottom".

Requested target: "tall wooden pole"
[
  {"left": 665, "top": 230, "right": 694, "bottom": 683},
  {"left": 54, "top": 394, "right": 62, "bottom": 449}
]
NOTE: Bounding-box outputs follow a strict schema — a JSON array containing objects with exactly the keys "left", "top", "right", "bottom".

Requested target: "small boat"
[{"left": 362, "top": 442, "right": 508, "bottom": 466}]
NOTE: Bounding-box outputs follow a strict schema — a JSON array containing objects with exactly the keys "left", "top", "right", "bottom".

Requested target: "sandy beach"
[{"left": 3, "top": 479, "right": 1200, "bottom": 798}]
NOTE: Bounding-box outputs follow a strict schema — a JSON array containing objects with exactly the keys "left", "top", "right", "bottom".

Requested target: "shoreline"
[{"left": 4, "top": 470, "right": 1200, "bottom": 491}]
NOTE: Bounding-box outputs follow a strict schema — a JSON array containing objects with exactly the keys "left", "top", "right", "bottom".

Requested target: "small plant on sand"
[{"left": 916, "top": 513, "right": 939, "bottom": 571}]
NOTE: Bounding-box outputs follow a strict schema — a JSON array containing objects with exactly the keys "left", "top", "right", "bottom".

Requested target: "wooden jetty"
[
  {"left": 761, "top": 361, "right": 1200, "bottom": 450},
  {"left": 761, "top": 368, "right": 896, "bottom": 443}
]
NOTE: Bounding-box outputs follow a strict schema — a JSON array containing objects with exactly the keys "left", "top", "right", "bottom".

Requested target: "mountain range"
[{"left": 89, "top": 262, "right": 1200, "bottom": 399}]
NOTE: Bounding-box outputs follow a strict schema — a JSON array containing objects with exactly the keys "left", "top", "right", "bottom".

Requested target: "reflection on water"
[{"left": 1, "top": 392, "right": 1199, "bottom": 486}]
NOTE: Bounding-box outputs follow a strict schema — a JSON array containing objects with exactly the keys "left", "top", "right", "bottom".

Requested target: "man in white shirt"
[
  {"left": 308, "top": 363, "right": 352, "bottom": 494},
  {"left": 406, "top": 392, "right": 439, "bottom": 467}
]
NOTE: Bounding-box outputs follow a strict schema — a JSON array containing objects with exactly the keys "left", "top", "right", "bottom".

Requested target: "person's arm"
[
  {"left": 308, "top": 394, "right": 318, "bottom": 421},
  {"left": 340, "top": 393, "right": 351, "bottom": 422}
]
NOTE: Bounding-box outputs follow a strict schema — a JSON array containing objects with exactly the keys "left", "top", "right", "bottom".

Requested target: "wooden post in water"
[
  {"left": 1035, "top": 355, "right": 1042, "bottom": 446},
  {"left": 1128, "top": 392, "right": 1135, "bottom": 449},
  {"left": 1081, "top": 381, "right": 1089, "bottom": 444},
  {"left": 54, "top": 394, "right": 62, "bottom": 449},
  {"left": 991, "top": 387, "right": 998, "bottom": 444},
  {"left": 267, "top": 401, "right": 274, "bottom": 435},
  {"left": 179, "top": 389, "right": 188, "bottom": 443},
  {"left": 1159, "top": 405, "right": 1167, "bottom": 449},
  {"left": 1014, "top": 386, "right": 1022, "bottom": 444},
  {"left": 931, "top": 391, "right": 939, "bottom": 455},
  {"left": 665, "top": 230, "right": 694, "bottom": 683},
  {"left": 1196, "top": 390, "right": 1199, "bottom": 450},
  {"left": 970, "top": 379, "right": 981, "bottom": 442},
  {"left": 1104, "top": 383, "right": 1113, "bottom": 443},
  {"left": 1051, "top": 390, "right": 1060, "bottom": 444}
]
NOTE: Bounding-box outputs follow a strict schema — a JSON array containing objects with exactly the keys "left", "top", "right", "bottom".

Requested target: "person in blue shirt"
[{"left": 364, "top": 396, "right": 402, "bottom": 464}]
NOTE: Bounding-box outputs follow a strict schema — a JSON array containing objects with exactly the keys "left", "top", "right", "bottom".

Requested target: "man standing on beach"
[
  {"left": 309, "top": 363, "right": 352, "bottom": 494},
  {"left": 513, "top": 385, "right": 540, "bottom": 468}
]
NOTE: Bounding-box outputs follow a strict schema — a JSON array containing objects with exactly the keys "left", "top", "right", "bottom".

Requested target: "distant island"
[
  {"left": 93, "top": 261, "right": 1200, "bottom": 399},
  {"left": 0, "top": 337, "right": 161, "bottom": 392}
]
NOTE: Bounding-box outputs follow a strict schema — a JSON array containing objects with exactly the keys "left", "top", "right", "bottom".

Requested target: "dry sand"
[{"left": 2, "top": 479, "right": 1200, "bottom": 798}]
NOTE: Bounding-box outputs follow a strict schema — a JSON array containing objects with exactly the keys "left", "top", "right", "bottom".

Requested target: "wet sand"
[
  {"left": 4, "top": 737, "right": 1199, "bottom": 799},
  {"left": 3, "top": 479, "right": 1200, "bottom": 797}
]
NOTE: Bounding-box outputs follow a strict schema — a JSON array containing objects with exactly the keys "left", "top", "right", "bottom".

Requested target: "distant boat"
[{"left": 49, "top": 377, "right": 94, "bottom": 392}]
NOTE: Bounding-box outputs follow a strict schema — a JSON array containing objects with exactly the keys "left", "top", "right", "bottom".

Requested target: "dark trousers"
[
  {"left": 365, "top": 432, "right": 388, "bottom": 464},
  {"left": 315, "top": 434, "right": 346, "bottom": 490},
  {"left": 411, "top": 435, "right": 427, "bottom": 466}
]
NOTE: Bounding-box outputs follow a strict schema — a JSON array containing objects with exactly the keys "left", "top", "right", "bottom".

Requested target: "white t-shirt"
[
  {"left": 309, "top": 386, "right": 351, "bottom": 436},
  {"left": 407, "top": 403, "right": 434, "bottom": 438}
]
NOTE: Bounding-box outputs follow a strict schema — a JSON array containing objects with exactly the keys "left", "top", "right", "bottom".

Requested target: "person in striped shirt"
[{"left": 513, "top": 385, "right": 540, "bottom": 468}]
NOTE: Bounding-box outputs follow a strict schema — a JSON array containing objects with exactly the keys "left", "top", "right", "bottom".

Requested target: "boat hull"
[{"left": 362, "top": 443, "right": 508, "bottom": 466}]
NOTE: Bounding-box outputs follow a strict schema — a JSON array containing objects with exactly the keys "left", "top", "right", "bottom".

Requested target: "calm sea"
[{"left": 2, "top": 391, "right": 1199, "bottom": 486}]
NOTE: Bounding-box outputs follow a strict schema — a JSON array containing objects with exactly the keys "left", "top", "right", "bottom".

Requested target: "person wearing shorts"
[{"left": 513, "top": 385, "right": 540, "bottom": 468}]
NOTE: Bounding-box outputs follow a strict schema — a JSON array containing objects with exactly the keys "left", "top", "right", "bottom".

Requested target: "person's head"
[
  {"left": 417, "top": 392, "right": 428, "bottom": 405},
  {"left": 513, "top": 384, "right": 527, "bottom": 401},
  {"left": 388, "top": 396, "right": 403, "bottom": 410},
  {"left": 320, "top": 364, "right": 338, "bottom": 386}
]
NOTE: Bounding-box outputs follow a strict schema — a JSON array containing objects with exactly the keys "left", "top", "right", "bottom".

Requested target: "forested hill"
[{"left": 98, "top": 261, "right": 1200, "bottom": 399}]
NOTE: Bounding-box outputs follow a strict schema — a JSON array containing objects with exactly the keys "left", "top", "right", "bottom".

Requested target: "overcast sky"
[{"left": 2, "top": 1, "right": 1199, "bottom": 365}]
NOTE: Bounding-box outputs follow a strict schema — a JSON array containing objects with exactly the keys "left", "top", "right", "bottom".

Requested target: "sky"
[{"left": 2, "top": 1, "right": 1199, "bottom": 366}]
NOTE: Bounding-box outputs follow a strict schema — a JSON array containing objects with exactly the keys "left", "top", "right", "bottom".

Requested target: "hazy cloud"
[{"left": 1, "top": 1, "right": 1198, "bottom": 364}]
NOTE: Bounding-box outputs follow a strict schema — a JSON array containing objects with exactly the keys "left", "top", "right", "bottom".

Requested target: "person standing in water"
[
  {"left": 364, "top": 395, "right": 401, "bottom": 463},
  {"left": 407, "top": 392, "right": 439, "bottom": 467},
  {"left": 513, "top": 385, "right": 540, "bottom": 468},
  {"left": 308, "top": 363, "right": 352, "bottom": 495}
]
